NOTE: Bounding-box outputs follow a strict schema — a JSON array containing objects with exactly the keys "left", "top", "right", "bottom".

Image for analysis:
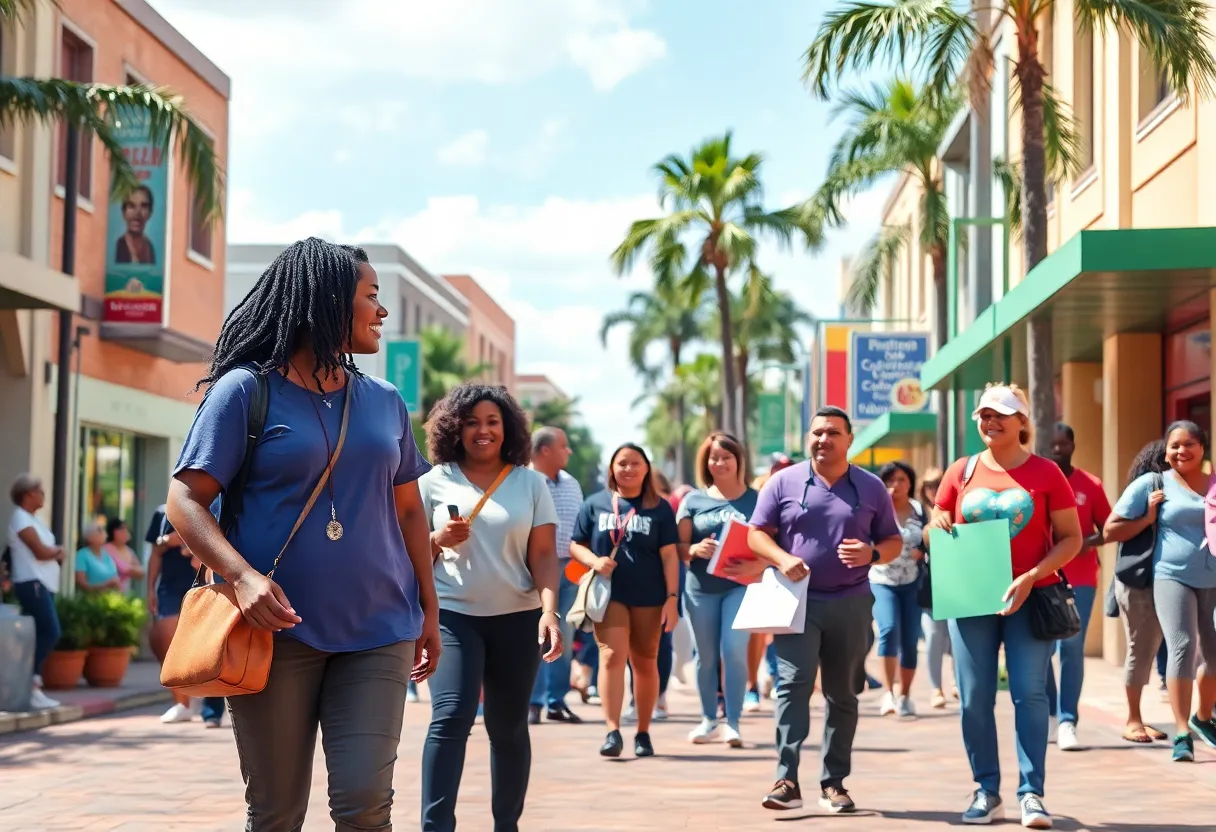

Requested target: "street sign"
[
  {"left": 850, "top": 332, "right": 931, "bottom": 425},
  {"left": 385, "top": 338, "right": 422, "bottom": 414},
  {"left": 757, "top": 392, "right": 786, "bottom": 456}
]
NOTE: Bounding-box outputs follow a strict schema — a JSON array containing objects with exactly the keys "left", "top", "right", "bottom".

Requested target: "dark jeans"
[
  {"left": 422, "top": 607, "right": 542, "bottom": 832},
  {"left": 227, "top": 636, "right": 413, "bottom": 832},
  {"left": 201, "top": 697, "right": 226, "bottom": 722},
  {"left": 13, "top": 580, "right": 60, "bottom": 676},
  {"left": 773, "top": 593, "right": 874, "bottom": 788}
]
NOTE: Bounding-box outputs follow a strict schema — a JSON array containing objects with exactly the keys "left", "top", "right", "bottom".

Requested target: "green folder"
[{"left": 928, "top": 519, "right": 1015, "bottom": 621}]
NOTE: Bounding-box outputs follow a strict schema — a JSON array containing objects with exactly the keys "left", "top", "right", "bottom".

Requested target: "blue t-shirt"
[
  {"left": 571, "top": 490, "right": 679, "bottom": 608},
  {"left": 676, "top": 488, "right": 759, "bottom": 594},
  {"left": 75, "top": 547, "right": 118, "bottom": 588},
  {"left": 174, "top": 368, "right": 432, "bottom": 651},
  {"left": 1114, "top": 471, "right": 1216, "bottom": 589}
]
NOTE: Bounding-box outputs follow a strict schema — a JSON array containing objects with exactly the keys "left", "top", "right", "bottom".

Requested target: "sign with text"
[
  {"left": 757, "top": 392, "right": 786, "bottom": 456},
  {"left": 386, "top": 338, "right": 422, "bottom": 414},
  {"left": 850, "top": 332, "right": 931, "bottom": 424},
  {"left": 103, "top": 109, "right": 169, "bottom": 324}
]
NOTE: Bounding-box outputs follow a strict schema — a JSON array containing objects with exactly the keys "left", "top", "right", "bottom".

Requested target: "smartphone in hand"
[{"left": 447, "top": 505, "right": 460, "bottom": 520}]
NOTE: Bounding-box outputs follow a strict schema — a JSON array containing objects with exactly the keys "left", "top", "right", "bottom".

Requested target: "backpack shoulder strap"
[
  {"left": 962, "top": 454, "right": 981, "bottom": 486},
  {"left": 218, "top": 366, "right": 269, "bottom": 535}
]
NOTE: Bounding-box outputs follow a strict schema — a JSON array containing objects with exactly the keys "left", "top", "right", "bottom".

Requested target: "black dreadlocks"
[{"left": 199, "top": 237, "right": 369, "bottom": 391}]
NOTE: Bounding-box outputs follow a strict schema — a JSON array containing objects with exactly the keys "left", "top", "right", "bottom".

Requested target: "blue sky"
[{"left": 155, "top": 0, "right": 890, "bottom": 460}]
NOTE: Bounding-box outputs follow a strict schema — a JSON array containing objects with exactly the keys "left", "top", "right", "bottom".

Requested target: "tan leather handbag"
[{"left": 160, "top": 386, "right": 351, "bottom": 697}]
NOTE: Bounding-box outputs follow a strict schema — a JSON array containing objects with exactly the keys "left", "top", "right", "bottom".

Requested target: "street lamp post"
[{"left": 51, "top": 124, "right": 80, "bottom": 545}]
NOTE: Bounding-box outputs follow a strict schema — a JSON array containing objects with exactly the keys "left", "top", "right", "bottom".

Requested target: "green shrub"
[
  {"left": 54, "top": 593, "right": 93, "bottom": 650},
  {"left": 82, "top": 592, "right": 148, "bottom": 648}
]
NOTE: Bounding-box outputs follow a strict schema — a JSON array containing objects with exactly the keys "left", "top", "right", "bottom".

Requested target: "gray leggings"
[
  {"left": 1153, "top": 578, "right": 1216, "bottom": 681},
  {"left": 228, "top": 636, "right": 414, "bottom": 832}
]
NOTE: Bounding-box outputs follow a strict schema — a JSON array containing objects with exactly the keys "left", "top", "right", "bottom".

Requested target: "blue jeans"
[
  {"left": 1046, "top": 584, "right": 1096, "bottom": 725},
  {"left": 950, "top": 605, "right": 1053, "bottom": 798},
  {"left": 13, "top": 580, "right": 60, "bottom": 676},
  {"left": 201, "top": 697, "right": 226, "bottom": 722},
  {"left": 871, "top": 582, "right": 922, "bottom": 670},
  {"left": 685, "top": 583, "right": 748, "bottom": 727},
  {"left": 530, "top": 573, "right": 578, "bottom": 708}
]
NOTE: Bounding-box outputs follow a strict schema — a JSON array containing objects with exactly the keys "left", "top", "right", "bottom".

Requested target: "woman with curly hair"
[
  {"left": 419, "top": 383, "right": 562, "bottom": 832},
  {"left": 570, "top": 443, "right": 680, "bottom": 758},
  {"left": 167, "top": 238, "right": 441, "bottom": 829}
]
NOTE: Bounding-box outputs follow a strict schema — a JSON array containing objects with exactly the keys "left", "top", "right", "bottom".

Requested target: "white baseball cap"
[{"left": 971, "top": 386, "right": 1029, "bottom": 420}]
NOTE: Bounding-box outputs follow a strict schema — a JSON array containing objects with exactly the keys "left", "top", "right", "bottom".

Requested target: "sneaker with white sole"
[
  {"left": 878, "top": 691, "right": 897, "bottom": 716},
  {"left": 1019, "top": 794, "right": 1052, "bottom": 829},
  {"left": 743, "top": 689, "right": 762, "bottom": 713},
  {"left": 896, "top": 695, "right": 917, "bottom": 719},
  {"left": 1056, "top": 721, "right": 1082, "bottom": 751},
  {"left": 688, "top": 719, "right": 720, "bottom": 744},
  {"left": 653, "top": 693, "right": 669, "bottom": 721},
  {"left": 962, "top": 790, "right": 1002, "bottom": 824},
  {"left": 160, "top": 702, "right": 197, "bottom": 724},
  {"left": 722, "top": 724, "right": 743, "bottom": 748},
  {"left": 29, "top": 688, "right": 60, "bottom": 710},
  {"left": 622, "top": 704, "right": 638, "bottom": 724},
  {"left": 762, "top": 779, "right": 802, "bottom": 810}
]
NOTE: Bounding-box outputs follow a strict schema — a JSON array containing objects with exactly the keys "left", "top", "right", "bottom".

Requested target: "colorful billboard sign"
[
  {"left": 103, "top": 109, "right": 169, "bottom": 324},
  {"left": 385, "top": 337, "right": 422, "bottom": 414},
  {"left": 850, "top": 332, "right": 931, "bottom": 424}
]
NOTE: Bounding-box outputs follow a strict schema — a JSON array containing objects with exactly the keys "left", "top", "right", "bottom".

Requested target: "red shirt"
[
  {"left": 1061, "top": 466, "right": 1111, "bottom": 587},
  {"left": 936, "top": 453, "right": 1077, "bottom": 588}
]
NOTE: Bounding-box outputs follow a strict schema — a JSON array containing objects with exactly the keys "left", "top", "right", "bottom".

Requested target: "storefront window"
[{"left": 78, "top": 427, "right": 145, "bottom": 592}]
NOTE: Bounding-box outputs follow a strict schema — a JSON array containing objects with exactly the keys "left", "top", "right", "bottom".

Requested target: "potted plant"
[
  {"left": 83, "top": 592, "right": 148, "bottom": 688},
  {"left": 41, "top": 594, "right": 92, "bottom": 690}
]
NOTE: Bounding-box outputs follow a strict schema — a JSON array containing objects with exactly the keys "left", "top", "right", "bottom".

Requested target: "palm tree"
[
  {"left": 804, "top": 0, "right": 1216, "bottom": 454},
  {"left": 601, "top": 276, "right": 708, "bottom": 480},
  {"left": 612, "top": 132, "right": 827, "bottom": 439},
  {"left": 1, "top": 0, "right": 223, "bottom": 218},
  {"left": 673, "top": 353, "right": 724, "bottom": 439},
  {"left": 420, "top": 325, "right": 490, "bottom": 417}
]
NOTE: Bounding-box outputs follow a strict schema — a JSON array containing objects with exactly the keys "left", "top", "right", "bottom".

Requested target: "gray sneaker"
[
  {"left": 1019, "top": 794, "right": 1052, "bottom": 829},
  {"left": 962, "top": 790, "right": 1002, "bottom": 825}
]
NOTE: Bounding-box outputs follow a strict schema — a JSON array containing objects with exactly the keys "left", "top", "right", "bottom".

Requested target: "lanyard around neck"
[{"left": 609, "top": 491, "right": 637, "bottom": 556}]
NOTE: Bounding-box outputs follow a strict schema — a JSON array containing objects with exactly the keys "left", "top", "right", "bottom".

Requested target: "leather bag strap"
[
  {"left": 266, "top": 378, "right": 352, "bottom": 579},
  {"left": 466, "top": 465, "right": 513, "bottom": 523}
]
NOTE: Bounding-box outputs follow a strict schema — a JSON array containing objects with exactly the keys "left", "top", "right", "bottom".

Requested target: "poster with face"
[{"left": 103, "top": 108, "right": 168, "bottom": 324}]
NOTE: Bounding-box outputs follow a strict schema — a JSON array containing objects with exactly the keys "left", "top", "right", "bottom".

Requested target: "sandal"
[
  {"left": 1146, "top": 726, "right": 1168, "bottom": 741},
  {"left": 1123, "top": 725, "right": 1165, "bottom": 743}
]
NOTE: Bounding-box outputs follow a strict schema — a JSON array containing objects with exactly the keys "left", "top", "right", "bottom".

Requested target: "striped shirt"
[{"left": 538, "top": 468, "right": 584, "bottom": 560}]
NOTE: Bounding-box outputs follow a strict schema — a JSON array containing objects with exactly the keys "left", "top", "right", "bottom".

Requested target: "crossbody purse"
[{"left": 160, "top": 381, "right": 352, "bottom": 697}]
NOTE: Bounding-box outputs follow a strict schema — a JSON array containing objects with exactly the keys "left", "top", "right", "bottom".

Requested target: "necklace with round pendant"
[{"left": 326, "top": 504, "right": 344, "bottom": 541}]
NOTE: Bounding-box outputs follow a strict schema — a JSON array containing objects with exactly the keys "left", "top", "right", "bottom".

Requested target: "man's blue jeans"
[
  {"left": 685, "top": 582, "right": 748, "bottom": 728},
  {"left": 950, "top": 605, "right": 1053, "bottom": 798},
  {"left": 1046, "top": 584, "right": 1096, "bottom": 725},
  {"left": 530, "top": 572, "right": 578, "bottom": 708},
  {"left": 201, "top": 697, "right": 226, "bottom": 722}
]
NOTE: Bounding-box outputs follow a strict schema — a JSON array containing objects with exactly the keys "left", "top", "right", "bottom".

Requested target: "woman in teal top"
[
  {"left": 75, "top": 522, "right": 121, "bottom": 592},
  {"left": 1106, "top": 420, "right": 1216, "bottom": 762}
]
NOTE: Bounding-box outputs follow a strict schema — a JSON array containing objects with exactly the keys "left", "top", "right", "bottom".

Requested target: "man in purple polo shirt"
[{"left": 748, "top": 406, "right": 902, "bottom": 814}]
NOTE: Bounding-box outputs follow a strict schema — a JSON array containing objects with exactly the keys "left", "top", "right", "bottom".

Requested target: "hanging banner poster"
[
  {"left": 850, "top": 332, "right": 931, "bottom": 425},
  {"left": 103, "top": 109, "right": 168, "bottom": 324}
]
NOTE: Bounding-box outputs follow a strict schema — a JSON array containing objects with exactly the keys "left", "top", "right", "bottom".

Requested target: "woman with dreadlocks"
[{"left": 166, "top": 237, "right": 441, "bottom": 830}]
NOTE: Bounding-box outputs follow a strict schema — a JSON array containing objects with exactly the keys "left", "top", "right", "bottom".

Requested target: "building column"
[
  {"left": 1101, "top": 333, "right": 1163, "bottom": 665},
  {"left": 1060, "top": 361, "right": 1104, "bottom": 656}
]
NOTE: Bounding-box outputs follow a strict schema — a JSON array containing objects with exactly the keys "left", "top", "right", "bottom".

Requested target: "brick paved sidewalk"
[{"left": 2, "top": 657, "right": 1214, "bottom": 831}]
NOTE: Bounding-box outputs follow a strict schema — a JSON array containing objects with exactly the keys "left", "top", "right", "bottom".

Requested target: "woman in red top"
[{"left": 924, "top": 384, "right": 1082, "bottom": 829}]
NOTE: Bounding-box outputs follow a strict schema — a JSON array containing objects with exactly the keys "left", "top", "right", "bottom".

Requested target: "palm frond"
[
  {"left": 0, "top": 0, "right": 33, "bottom": 22},
  {"left": 846, "top": 224, "right": 909, "bottom": 314},
  {"left": 803, "top": 0, "right": 976, "bottom": 102},
  {"left": 0, "top": 79, "right": 225, "bottom": 221},
  {"left": 992, "top": 157, "right": 1023, "bottom": 237},
  {"left": 1008, "top": 75, "right": 1086, "bottom": 182},
  {"left": 1076, "top": 0, "right": 1216, "bottom": 102}
]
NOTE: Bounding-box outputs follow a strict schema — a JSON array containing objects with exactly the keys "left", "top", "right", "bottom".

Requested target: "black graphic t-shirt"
[{"left": 572, "top": 489, "right": 679, "bottom": 608}]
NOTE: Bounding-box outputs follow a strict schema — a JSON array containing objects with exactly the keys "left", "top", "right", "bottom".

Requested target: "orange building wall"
[
  {"left": 444, "top": 274, "right": 516, "bottom": 393},
  {"left": 48, "top": 0, "right": 228, "bottom": 402}
]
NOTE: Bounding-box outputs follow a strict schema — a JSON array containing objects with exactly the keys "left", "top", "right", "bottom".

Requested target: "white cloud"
[
  {"left": 437, "top": 129, "right": 490, "bottom": 167},
  {"left": 567, "top": 28, "right": 667, "bottom": 91}
]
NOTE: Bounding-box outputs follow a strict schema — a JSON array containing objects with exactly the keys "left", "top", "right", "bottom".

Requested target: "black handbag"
[
  {"left": 1026, "top": 573, "right": 1083, "bottom": 641},
  {"left": 1113, "top": 472, "right": 1162, "bottom": 590}
]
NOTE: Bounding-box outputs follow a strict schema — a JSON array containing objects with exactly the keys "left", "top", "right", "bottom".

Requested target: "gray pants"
[
  {"left": 773, "top": 592, "right": 873, "bottom": 789},
  {"left": 1154, "top": 578, "right": 1216, "bottom": 681},
  {"left": 922, "top": 612, "right": 952, "bottom": 691},
  {"left": 228, "top": 636, "right": 414, "bottom": 832}
]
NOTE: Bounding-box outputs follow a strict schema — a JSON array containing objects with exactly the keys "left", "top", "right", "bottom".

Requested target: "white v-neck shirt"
[{"left": 419, "top": 463, "right": 558, "bottom": 616}]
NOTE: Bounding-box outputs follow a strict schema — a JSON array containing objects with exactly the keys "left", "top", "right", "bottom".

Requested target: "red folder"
[{"left": 706, "top": 516, "right": 762, "bottom": 585}]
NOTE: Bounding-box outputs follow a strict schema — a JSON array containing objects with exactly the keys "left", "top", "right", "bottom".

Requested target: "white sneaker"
[
  {"left": 160, "top": 702, "right": 196, "bottom": 724},
  {"left": 1056, "top": 721, "right": 1082, "bottom": 751},
  {"left": 29, "top": 688, "right": 60, "bottom": 710},
  {"left": 1019, "top": 794, "right": 1052, "bottom": 829},
  {"left": 896, "top": 695, "right": 917, "bottom": 719},
  {"left": 622, "top": 704, "right": 638, "bottom": 724},
  {"left": 722, "top": 724, "right": 743, "bottom": 748},
  {"left": 689, "top": 718, "right": 720, "bottom": 744},
  {"left": 406, "top": 688, "right": 420, "bottom": 704},
  {"left": 653, "top": 693, "right": 668, "bottom": 721},
  {"left": 878, "top": 691, "right": 897, "bottom": 716}
]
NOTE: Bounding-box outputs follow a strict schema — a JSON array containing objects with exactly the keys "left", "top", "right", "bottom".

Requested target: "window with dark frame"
[
  {"left": 1138, "top": 50, "right": 1172, "bottom": 123},
  {"left": 0, "top": 23, "right": 15, "bottom": 163},
  {"left": 1073, "top": 23, "right": 1095, "bottom": 173},
  {"left": 56, "top": 26, "right": 94, "bottom": 201},
  {"left": 188, "top": 182, "right": 213, "bottom": 261}
]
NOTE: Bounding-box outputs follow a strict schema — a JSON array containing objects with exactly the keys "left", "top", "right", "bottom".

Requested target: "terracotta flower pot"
[
  {"left": 84, "top": 646, "right": 132, "bottom": 688},
  {"left": 41, "top": 649, "right": 88, "bottom": 690}
]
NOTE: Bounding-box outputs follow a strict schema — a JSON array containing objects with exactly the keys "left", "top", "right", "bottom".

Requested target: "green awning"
[
  {"left": 850, "top": 411, "right": 938, "bottom": 458},
  {"left": 921, "top": 227, "right": 1216, "bottom": 391}
]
